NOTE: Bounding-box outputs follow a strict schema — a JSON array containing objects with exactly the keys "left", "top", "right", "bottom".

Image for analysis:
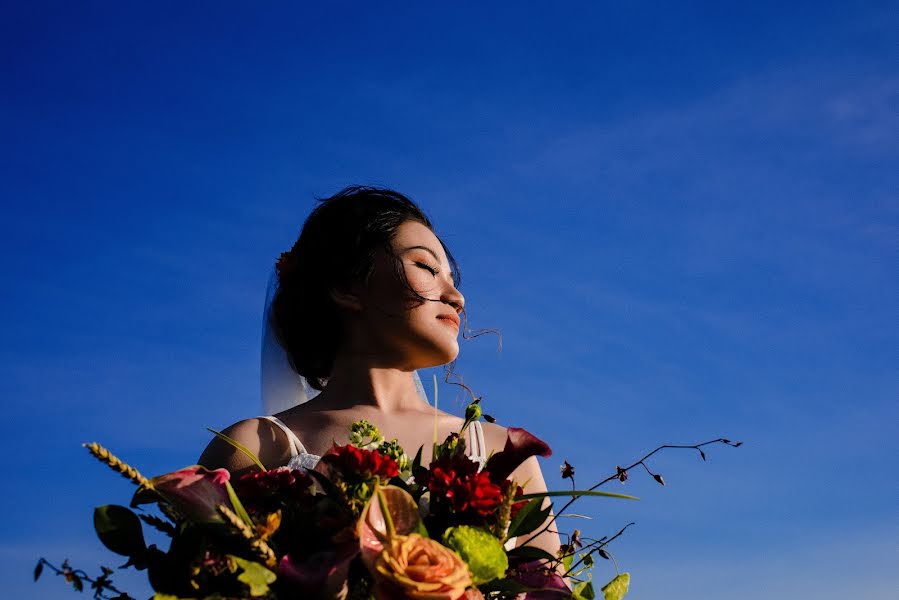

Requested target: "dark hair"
[{"left": 271, "top": 186, "right": 463, "bottom": 391}]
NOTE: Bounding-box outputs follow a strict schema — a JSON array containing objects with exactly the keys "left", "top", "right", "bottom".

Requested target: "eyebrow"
[{"left": 401, "top": 245, "right": 441, "bottom": 263}]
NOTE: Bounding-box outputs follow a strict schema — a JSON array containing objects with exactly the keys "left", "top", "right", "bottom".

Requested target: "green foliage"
[
  {"left": 230, "top": 555, "right": 276, "bottom": 597},
  {"left": 601, "top": 573, "right": 630, "bottom": 600},
  {"left": 93, "top": 505, "right": 147, "bottom": 558},
  {"left": 507, "top": 497, "right": 553, "bottom": 538},
  {"left": 224, "top": 480, "right": 255, "bottom": 528},
  {"left": 516, "top": 490, "right": 638, "bottom": 501},
  {"left": 573, "top": 580, "right": 596, "bottom": 600}
]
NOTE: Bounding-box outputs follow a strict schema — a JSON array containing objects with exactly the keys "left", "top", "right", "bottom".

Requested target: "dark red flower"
[
  {"left": 423, "top": 455, "right": 502, "bottom": 516},
  {"left": 235, "top": 467, "right": 313, "bottom": 513},
  {"left": 464, "top": 471, "right": 503, "bottom": 515},
  {"left": 320, "top": 444, "right": 399, "bottom": 483}
]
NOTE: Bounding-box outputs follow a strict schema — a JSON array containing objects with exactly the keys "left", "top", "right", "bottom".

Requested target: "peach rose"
[{"left": 372, "top": 533, "right": 473, "bottom": 600}]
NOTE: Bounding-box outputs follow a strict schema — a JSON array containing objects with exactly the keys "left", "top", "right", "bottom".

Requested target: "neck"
[{"left": 313, "top": 351, "right": 428, "bottom": 413}]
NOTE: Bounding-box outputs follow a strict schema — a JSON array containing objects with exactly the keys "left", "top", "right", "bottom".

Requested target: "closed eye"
[{"left": 415, "top": 262, "right": 439, "bottom": 276}]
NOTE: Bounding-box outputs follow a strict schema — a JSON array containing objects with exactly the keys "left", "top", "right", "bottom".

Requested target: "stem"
[{"left": 520, "top": 438, "right": 740, "bottom": 548}]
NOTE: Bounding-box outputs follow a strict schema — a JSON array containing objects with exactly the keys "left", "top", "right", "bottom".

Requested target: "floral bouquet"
[{"left": 36, "top": 401, "right": 739, "bottom": 600}]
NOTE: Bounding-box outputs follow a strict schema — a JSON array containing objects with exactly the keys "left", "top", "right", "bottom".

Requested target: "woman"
[{"left": 198, "top": 186, "right": 560, "bottom": 559}]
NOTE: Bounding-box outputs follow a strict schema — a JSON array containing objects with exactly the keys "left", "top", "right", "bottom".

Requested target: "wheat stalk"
[
  {"left": 217, "top": 504, "right": 277, "bottom": 568},
  {"left": 83, "top": 442, "right": 152, "bottom": 489}
]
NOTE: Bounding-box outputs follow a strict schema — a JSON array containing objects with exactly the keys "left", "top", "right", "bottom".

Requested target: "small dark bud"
[
  {"left": 722, "top": 439, "right": 731, "bottom": 444},
  {"left": 558, "top": 544, "right": 574, "bottom": 558},
  {"left": 616, "top": 466, "right": 628, "bottom": 483},
  {"left": 571, "top": 528, "right": 583, "bottom": 548},
  {"left": 653, "top": 473, "right": 666, "bottom": 486},
  {"left": 33, "top": 561, "right": 43, "bottom": 581},
  {"left": 560, "top": 460, "right": 575, "bottom": 480},
  {"left": 699, "top": 449, "right": 706, "bottom": 461},
  {"left": 734, "top": 441, "right": 743, "bottom": 447},
  {"left": 598, "top": 548, "right": 611, "bottom": 560},
  {"left": 483, "top": 414, "right": 496, "bottom": 423}
]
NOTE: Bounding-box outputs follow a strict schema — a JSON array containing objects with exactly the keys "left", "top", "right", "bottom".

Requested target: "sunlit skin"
[{"left": 199, "top": 220, "right": 561, "bottom": 559}]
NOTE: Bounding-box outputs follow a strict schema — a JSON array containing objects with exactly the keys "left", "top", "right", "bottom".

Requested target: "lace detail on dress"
[{"left": 286, "top": 452, "right": 323, "bottom": 471}]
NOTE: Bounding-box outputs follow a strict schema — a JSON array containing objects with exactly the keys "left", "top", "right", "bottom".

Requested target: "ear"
[{"left": 329, "top": 285, "right": 364, "bottom": 313}]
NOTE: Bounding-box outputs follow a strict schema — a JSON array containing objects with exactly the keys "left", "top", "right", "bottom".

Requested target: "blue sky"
[{"left": 2, "top": 2, "right": 896, "bottom": 598}]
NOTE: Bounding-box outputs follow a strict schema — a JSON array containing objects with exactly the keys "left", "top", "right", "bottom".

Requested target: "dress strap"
[
  {"left": 470, "top": 420, "right": 487, "bottom": 464},
  {"left": 258, "top": 415, "right": 308, "bottom": 458}
]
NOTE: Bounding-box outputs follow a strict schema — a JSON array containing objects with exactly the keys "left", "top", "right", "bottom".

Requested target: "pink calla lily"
[
  {"left": 357, "top": 485, "right": 423, "bottom": 568},
  {"left": 150, "top": 465, "right": 233, "bottom": 523}
]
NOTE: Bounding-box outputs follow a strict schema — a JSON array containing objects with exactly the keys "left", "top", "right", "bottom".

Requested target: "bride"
[{"left": 198, "top": 185, "right": 560, "bottom": 558}]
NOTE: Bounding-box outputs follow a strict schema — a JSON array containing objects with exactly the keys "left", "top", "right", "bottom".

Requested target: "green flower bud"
[
  {"left": 350, "top": 420, "right": 383, "bottom": 449},
  {"left": 377, "top": 439, "right": 410, "bottom": 472},
  {"left": 465, "top": 402, "right": 482, "bottom": 423}
]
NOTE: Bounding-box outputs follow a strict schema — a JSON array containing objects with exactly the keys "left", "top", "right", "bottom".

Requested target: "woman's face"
[{"left": 351, "top": 220, "right": 465, "bottom": 370}]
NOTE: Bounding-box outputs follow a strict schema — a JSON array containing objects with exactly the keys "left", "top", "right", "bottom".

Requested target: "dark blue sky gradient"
[{"left": 2, "top": 2, "right": 896, "bottom": 598}]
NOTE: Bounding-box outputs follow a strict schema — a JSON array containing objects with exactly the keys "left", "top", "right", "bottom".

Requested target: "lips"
[{"left": 436, "top": 313, "right": 460, "bottom": 329}]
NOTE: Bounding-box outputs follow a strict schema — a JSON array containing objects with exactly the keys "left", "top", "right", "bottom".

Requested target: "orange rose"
[{"left": 372, "top": 533, "right": 473, "bottom": 600}]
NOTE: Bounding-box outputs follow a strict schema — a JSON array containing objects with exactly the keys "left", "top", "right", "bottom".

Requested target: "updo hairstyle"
[{"left": 271, "top": 186, "right": 462, "bottom": 391}]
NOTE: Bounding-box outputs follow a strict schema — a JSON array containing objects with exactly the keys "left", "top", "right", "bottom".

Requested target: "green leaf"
[
  {"left": 507, "top": 545, "right": 558, "bottom": 563},
  {"left": 205, "top": 427, "right": 266, "bottom": 471},
  {"left": 601, "top": 573, "right": 630, "bottom": 600},
  {"left": 573, "top": 581, "right": 596, "bottom": 600},
  {"left": 562, "top": 551, "right": 573, "bottom": 573},
  {"left": 224, "top": 480, "right": 255, "bottom": 528},
  {"left": 93, "top": 505, "right": 147, "bottom": 557},
  {"left": 517, "top": 490, "right": 638, "bottom": 501},
  {"left": 230, "top": 555, "right": 276, "bottom": 597},
  {"left": 507, "top": 498, "right": 553, "bottom": 538}
]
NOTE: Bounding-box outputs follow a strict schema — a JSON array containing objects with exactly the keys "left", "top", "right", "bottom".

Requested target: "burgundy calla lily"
[
  {"left": 278, "top": 543, "right": 359, "bottom": 598},
  {"left": 509, "top": 558, "right": 572, "bottom": 599},
  {"left": 483, "top": 428, "right": 552, "bottom": 484}
]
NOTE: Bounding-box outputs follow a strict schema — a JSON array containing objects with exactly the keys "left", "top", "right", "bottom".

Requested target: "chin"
[{"left": 415, "top": 340, "right": 460, "bottom": 369}]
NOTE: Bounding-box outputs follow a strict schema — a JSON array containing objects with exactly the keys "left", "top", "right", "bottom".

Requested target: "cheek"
[{"left": 403, "top": 269, "right": 438, "bottom": 298}]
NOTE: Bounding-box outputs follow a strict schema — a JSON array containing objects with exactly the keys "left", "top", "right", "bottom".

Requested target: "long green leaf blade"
[
  {"left": 517, "top": 490, "right": 638, "bottom": 501},
  {"left": 206, "top": 427, "right": 266, "bottom": 471}
]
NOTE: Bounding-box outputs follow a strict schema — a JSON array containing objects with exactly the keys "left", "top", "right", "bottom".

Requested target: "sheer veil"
[{"left": 260, "top": 269, "right": 430, "bottom": 415}]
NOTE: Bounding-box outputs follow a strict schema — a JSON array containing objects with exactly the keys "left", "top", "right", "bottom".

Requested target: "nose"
[{"left": 442, "top": 283, "right": 465, "bottom": 314}]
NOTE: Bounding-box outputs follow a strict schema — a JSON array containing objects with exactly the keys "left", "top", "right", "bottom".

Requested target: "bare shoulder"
[
  {"left": 480, "top": 420, "right": 510, "bottom": 454},
  {"left": 197, "top": 417, "right": 294, "bottom": 476}
]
